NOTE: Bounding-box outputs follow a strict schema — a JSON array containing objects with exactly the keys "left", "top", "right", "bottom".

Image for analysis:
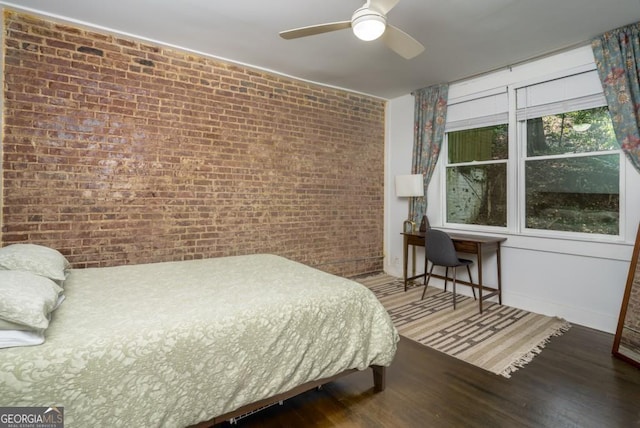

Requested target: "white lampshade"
[
  {"left": 395, "top": 174, "right": 424, "bottom": 197},
  {"left": 352, "top": 12, "right": 386, "bottom": 41}
]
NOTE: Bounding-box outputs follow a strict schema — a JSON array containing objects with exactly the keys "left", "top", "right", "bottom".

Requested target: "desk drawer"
[
  {"left": 454, "top": 240, "right": 478, "bottom": 254},
  {"left": 406, "top": 235, "right": 425, "bottom": 246}
]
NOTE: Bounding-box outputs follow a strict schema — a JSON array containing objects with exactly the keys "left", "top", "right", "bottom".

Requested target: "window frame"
[
  {"left": 442, "top": 125, "right": 509, "bottom": 231},
  {"left": 440, "top": 68, "right": 626, "bottom": 242},
  {"left": 516, "top": 110, "right": 625, "bottom": 241},
  {"left": 442, "top": 87, "right": 510, "bottom": 233}
]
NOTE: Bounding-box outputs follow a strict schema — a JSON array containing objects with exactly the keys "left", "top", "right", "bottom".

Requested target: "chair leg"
[
  {"left": 422, "top": 264, "right": 435, "bottom": 300},
  {"left": 423, "top": 261, "right": 429, "bottom": 285},
  {"left": 452, "top": 267, "right": 457, "bottom": 309},
  {"left": 444, "top": 267, "right": 449, "bottom": 292},
  {"left": 467, "top": 265, "right": 476, "bottom": 300}
]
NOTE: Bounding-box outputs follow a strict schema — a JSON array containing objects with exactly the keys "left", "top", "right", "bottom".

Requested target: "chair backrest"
[{"left": 425, "top": 229, "right": 460, "bottom": 267}]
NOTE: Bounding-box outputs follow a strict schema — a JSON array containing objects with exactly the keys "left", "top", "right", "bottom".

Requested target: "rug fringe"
[{"left": 499, "top": 319, "right": 572, "bottom": 378}]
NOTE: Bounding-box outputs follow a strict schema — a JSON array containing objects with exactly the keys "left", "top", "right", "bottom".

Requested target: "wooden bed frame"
[{"left": 190, "top": 365, "right": 386, "bottom": 427}]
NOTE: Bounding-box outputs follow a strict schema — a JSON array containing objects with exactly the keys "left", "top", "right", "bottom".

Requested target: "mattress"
[{"left": 0, "top": 254, "right": 398, "bottom": 427}]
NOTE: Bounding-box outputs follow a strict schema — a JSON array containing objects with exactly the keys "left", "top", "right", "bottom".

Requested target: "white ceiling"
[{"left": 3, "top": 0, "right": 640, "bottom": 99}]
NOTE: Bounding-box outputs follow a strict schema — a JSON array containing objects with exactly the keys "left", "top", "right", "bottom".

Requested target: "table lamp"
[{"left": 395, "top": 174, "right": 424, "bottom": 233}]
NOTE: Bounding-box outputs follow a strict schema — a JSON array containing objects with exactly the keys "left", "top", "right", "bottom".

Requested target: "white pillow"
[
  {"left": 0, "top": 271, "right": 63, "bottom": 329},
  {"left": 0, "top": 329, "right": 45, "bottom": 349},
  {"left": 0, "top": 244, "right": 70, "bottom": 281}
]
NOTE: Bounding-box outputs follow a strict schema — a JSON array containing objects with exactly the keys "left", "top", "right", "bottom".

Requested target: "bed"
[{"left": 0, "top": 248, "right": 398, "bottom": 427}]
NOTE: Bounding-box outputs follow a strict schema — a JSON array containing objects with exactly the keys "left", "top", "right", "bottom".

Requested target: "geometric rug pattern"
[{"left": 356, "top": 273, "right": 571, "bottom": 378}]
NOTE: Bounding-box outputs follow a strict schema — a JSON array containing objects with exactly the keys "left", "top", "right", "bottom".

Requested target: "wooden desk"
[{"left": 402, "top": 230, "right": 506, "bottom": 313}]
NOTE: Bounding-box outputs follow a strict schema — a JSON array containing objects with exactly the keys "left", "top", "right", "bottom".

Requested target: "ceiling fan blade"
[
  {"left": 369, "top": 0, "right": 400, "bottom": 14},
  {"left": 279, "top": 21, "right": 351, "bottom": 40},
  {"left": 382, "top": 25, "right": 425, "bottom": 59}
]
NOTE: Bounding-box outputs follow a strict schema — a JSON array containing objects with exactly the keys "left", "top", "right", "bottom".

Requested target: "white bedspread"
[{"left": 0, "top": 254, "right": 398, "bottom": 427}]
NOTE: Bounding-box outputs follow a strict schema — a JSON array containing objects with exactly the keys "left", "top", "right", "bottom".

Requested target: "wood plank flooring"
[{"left": 220, "top": 325, "right": 640, "bottom": 427}]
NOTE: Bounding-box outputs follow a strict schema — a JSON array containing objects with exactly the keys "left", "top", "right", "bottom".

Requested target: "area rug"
[{"left": 355, "top": 273, "right": 571, "bottom": 378}]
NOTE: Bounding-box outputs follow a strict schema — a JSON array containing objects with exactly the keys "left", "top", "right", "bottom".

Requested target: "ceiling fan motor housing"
[{"left": 351, "top": 7, "right": 387, "bottom": 41}]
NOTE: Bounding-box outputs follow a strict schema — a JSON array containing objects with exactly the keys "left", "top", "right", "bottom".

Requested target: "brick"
[{"left": 1, "top": 11, "right": 385, "bottom": 277}]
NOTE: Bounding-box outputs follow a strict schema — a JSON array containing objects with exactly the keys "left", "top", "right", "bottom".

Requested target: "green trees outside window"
[
  {"left": 446, "top": 125, "right": 508, "bottom": 227},
  {"left": 445, "top": 106, "right": 620, "bottom": 235},
  {"left": 525, "top": 107, "right": 619, "bottom": 235}
]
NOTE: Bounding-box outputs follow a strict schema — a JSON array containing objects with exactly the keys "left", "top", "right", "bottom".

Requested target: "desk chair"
[{"left": 423, "top": 228, "right": 476, "bottom": 309}]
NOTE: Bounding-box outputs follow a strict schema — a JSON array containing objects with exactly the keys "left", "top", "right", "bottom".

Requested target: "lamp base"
[{"left": 403, "top": 219, "right": 416, "bottom": 233}]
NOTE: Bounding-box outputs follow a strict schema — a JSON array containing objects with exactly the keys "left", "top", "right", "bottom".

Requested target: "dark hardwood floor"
[{"left": 220, "top": 325, "right": 640, "bottom": 428}]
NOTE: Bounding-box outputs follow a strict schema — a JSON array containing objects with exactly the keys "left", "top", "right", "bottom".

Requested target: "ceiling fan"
[{"left": 279, "top": 0, "right": 425, "bottom": 59}]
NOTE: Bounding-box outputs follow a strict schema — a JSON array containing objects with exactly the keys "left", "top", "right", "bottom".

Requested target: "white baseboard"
[{"left": 382, "top": 268, "right": 618, "bottom": 334}]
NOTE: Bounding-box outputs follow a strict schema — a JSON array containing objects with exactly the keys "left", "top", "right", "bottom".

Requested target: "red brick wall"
[{"left": 1, "top": 11, "right": 385, "bottom": 277}]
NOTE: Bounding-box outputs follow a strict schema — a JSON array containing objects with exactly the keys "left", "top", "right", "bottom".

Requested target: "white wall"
[{"left": 384, "top": 45, "right": 640, "bottom": 333}]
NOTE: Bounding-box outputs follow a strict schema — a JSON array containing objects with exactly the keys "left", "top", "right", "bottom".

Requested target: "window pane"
[
  {"left": 448, "top": 124, "right": 508, "bottom": 163},
  {"left": 526, "top": 106, "right": 617, "bottom": 157},
  {"left": 446, "top": 163, "right": 507, "bottom": 226},
  {"left": 525, "top": 154, "right": 619, "bottom": 235}
]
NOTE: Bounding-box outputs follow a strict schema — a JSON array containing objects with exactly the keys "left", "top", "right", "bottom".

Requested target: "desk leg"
[
  {"left": 477, "top": 244, "right": 484, "bottom": 314},
  {"left": 403, "top": 235, "right": 409, "bottom": 292},
  {"left": 412, "top": 246, "right": 417, "bottom": 279},
  {"left": 496, "top": 243, "right": 502, "bottom": 305}
]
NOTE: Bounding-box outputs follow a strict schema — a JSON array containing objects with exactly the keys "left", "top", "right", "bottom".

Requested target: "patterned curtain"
[
  {"left": 409, "top": 83, "right": 449, "bottom": 225},
  {"left": 592, "top": 22, "right": 640, "bottom": 173}
]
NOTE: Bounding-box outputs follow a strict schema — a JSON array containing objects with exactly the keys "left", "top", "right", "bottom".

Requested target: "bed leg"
[{"left": 371, "top": 365, "right": 386, "bottom": 392}]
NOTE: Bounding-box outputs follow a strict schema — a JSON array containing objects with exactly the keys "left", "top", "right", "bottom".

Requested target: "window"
[
  {"left": 446, "top": 125, "right": 508, "bottom": 226},
  {"left": 444, "top": 89, "right": 509, "bottom": 228},
  {"left": 443, "top": 69, "right": 623, "bottom": 237},
  {"left": 517, "top": 70, "right": 621, "bottom": 236},
  {"left": 522, "top": 106, "right": 619, "bottom": 235}
]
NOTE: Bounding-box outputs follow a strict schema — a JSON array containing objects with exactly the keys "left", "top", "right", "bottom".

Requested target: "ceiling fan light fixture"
[
  {"left": 352, "top": 10, "right": 387, "bottom": 41},
  {"left": 279, "top": 0, "right": 424, "bottom": 59}
]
